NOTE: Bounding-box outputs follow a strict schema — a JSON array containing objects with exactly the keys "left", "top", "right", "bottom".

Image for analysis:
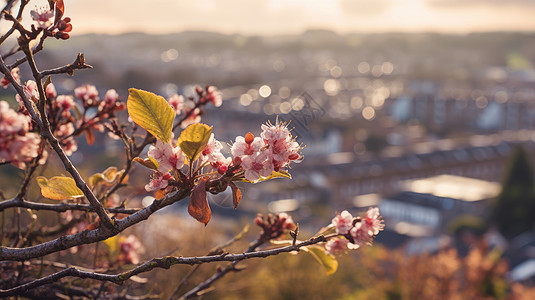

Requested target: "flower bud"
[
  {"left": 232, "top": 156, "right": 242, "bottom": 166},
  {"left": 245, "top": 132, "right": 254, "bottom": 144}
]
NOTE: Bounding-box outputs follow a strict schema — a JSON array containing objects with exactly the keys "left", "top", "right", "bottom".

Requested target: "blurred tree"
[{"left": 491, "top": 145, "right": 535, "bottom": 239}]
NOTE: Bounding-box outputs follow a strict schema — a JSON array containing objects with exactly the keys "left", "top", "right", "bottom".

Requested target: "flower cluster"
[
  {"left": 29, "top": 0, "right": 73, "bottom": 40},
  {"left": 254, "top": 213, "right": 297, "bottom": 242},
  {"left": 71, "top": 84, "right": 125, "bottom": 142},
  {"left": 144, "top": 140, "right": 186, "bottom": 192},
  {"left": 30, "top": 5, "right": 54, "bottom": 29},
  {"left": 9, "top": 79, "right": 125, "bottom": 158},
  {"left": 15, "top": 80, "right": 39, "bottom": 112},
  {"left": 231, "top": 120, "right": 302, "bottom": 182},
  {"left": 199, "top": 133, "right": 231, "bottom": 175},
  {"left": 198, "top": 85, "right": 222, "bottom": 107},
  {"left": 144, "top": 132, "right": 232, "bottom": 193},
  {"left": 325, "top": 208, "right": 384, "bottom": 255},
  {"left": 165, "top": 85, "right": 222, "bottom": 129},
  {"left": 0, "top": 101, "right": 40, "bottom": 168},
  {"left": 143, "top": 119, "right": 302, "bottom": 196}
]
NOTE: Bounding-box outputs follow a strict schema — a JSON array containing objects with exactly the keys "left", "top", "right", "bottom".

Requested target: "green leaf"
[
  {"left": 303, "top": 246, "right": 338, "bottom": 275},
  {"left": 36, "top": 176, "right": 84, "bottom": 200},
  {"left": 127, "top": 88, "right": 175, "bottom": 143},
  {"left": 177, "top": 123, "right": 213, "bottom": 163}
]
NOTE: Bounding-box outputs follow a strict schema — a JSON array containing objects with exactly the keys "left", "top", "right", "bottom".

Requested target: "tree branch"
[
  {"left": 0, "top": 0, "right": 29, "bottom": 46},
  {"left": 0, "top": 188, "right": 190, "bottom": 261},
  {"left": 38, "top": 53, "right": 92, "bottom": 79},
  {"left": 178, "top": 238, "right": 264, "bottom": 299},
  {"left": 0, "top": 50, "right": 115, "bottom": 229},
  {"left": 0, "top": 235, "right": 327, "bottom": 297}
]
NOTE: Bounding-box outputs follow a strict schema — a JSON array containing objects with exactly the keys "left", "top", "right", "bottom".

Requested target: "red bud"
[
  {"left": 245, "top": 132, "right": 254, "bottom": 144},
  {"left": 233, "top": 156, "right": 242, "bottom": 166},
  {"left": 288, "top": 153, "right": 300, "bottom": 160}
]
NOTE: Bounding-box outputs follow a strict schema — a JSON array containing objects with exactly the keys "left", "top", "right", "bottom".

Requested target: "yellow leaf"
[
  {"left": 103, "top": 235, "right": 119, "bottom": 254},
  {"left": 303, "top": 246, "right": 338, "bottom": 275},
  {"left": 263, "top": 170, "right": 292, "bottom": 180},
  {"left": 36, "top": 176, "right": 84, "bottom": 200},
  {"left": 127, "top": 88, "right": 175, "bottom": 143},
  {"left": 177, "top": 123, "right": 213, "bottom": 163},
  {"left": 133, "top": 157, "right": 158, "bottom": 170},
  {"left": 239, "top": 170, "right": 292, "bottom": 183},
  {"left": 89, "top": 167, "right": 125, "bottom": 188}
]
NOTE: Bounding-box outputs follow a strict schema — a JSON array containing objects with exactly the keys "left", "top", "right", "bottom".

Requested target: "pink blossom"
[
  {"left": 278, "top": 212, "right": 297, "bottom": 231},
  {"left": 55, "top": 123, "right": 77, "bottom": 155},
  {"left": 148, "top": 140, "right": 185, "bottom": 172},
  {"left": 16, "top": 80, "right": 39, "bottom": 106},
  {"left": 46, "top": 83, "right": 57, "bottom": 99},
  {"left": 204, "top": 86, "right": 222, "bottom": 107},
  {"left": 0, "top": 101, "right": 40, "bottom": 168},
  {"left": 201, "top": 133, "right": 222, "bottom": 160},
  {"left": 350, "top": 222, "right": 371, "bottom": 247},
  {"left": 145, "top": 172, "right": 172, "bottom": 192},
  {"left": 254, "top": 212, "right": 297, "bottom": 240},
  {"left": 261, "top": 120, "right": 302, "bottom": 171},
  {"left": 1, "top": 68, "right": 20, "bottom": 89},
  {"left": 325, "top": 238, "right": 350, "bottom": 255},
  {"left": 168, "top": 94, "right": 184, "bottom": 114},
  {"left": 0, "top": 101, "right": 29, "bottom": 133},
  {"left": 102, "top": 89, "right": 119, "bottom": 109},
  {"left": 200, "top": 133, "right": 231, "bottom": 174},
  {"left": 261, "top": 121, "right": 290, "bottom": 142},
  {"left": 241, "top": 151, "right": 274, "bottom": 182},
  {"left": 180, "top": 107, "right": 201, "bottom": 129},
  {"left": 118, "top": 235, "right": 145, "bottom": 265},
  {"left": 30, "top": 5, "right": 54, "bottom": 29},
  {"left": 74, "top": 84, "right": 99, "bottom": 106},
  {"left": 55, "top": 95, "right": 74, "bottom": 111},
  {"left": 230, "top": 133, "right": 264, "bottom": 158},
  {"left": 361, "top": 207, "right": 384, "bottom": 236},
  {"left": 332, "top": 210, "right": 354, "bottom": 235}
]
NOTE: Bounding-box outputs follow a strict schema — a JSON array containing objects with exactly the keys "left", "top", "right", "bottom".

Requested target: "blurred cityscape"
[{"left": 6, "top": 30, "right": 535, "bottom": 283}]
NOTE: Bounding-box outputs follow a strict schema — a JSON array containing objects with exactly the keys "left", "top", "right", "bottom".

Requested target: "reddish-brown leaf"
[
  {"left": 188, "top": 179, "right": 211, "bottom": 225},
  {"left": 85, "top": 128, "right": 95, "bottom": 145},
  {"left": 230, "top": 182, "right": 242, "bottom": 209},
  {"left": 55, "top": 0, "right": 65, "bottom": 23}
]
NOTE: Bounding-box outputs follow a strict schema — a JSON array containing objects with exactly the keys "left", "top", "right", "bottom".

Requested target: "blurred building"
[{"left": 372, "top": 175, "right": 500, "bottom": 237}]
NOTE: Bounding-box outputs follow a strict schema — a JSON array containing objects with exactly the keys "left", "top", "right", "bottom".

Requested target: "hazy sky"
[{"left": 33, "top": 0, "right": 535, "bottom": 35}]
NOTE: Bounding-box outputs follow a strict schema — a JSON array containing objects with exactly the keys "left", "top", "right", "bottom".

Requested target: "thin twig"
[
  {"left": 177, "top": 238, "right": 264, "bottom": 300},
  {"left": 38, "top": 53, "right": 92, "bottom": 79},
  {"left": 0, "top": 197, "right": 140, "bottom": 214},
  {"left": 169, "top": 225, "right": 250, "bottom": 299},
  {"left": 0, "top": 0, "right": 29, "bottom": 47},
  {"left": 15, "top": 145, "right": 44, "bottom": 199}
]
